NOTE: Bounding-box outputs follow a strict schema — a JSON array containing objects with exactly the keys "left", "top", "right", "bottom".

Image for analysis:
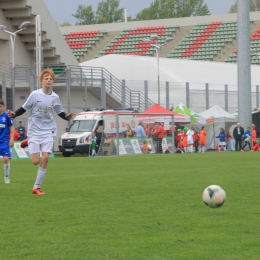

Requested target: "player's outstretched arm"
[
  {"left": 7, "top": 107, "right": 26, "bottom": 118},
  {"left": 7, "top": 110, "right": 15, "bottom": 118},
  {"left": 58, "top": 112, "right": 75, "bottom": 121},
  {"left": 66, "top": 112, "right": 75, "bottom": 121}
]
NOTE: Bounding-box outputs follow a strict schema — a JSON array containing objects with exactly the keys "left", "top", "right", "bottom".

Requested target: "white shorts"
[
  {"left": 28, "top": 136, "right": 54, "bottom": 155},
  {"left": 219, "top": 141, "right": 226, "bottom": 146}
]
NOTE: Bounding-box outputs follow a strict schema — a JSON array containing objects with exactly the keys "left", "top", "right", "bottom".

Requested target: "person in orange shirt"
[
  {"left": 182, "top": 128, "right": 188, "bottom": 153},
  {"left": 153, "top": 122, "right": 167, "bottom": 154},
  {"left": 252, "top": 125, "right": 257, "bottom": 145},
  {"left": 193, "top": 130, "right": 199, "bottom": 152},
  {"left": 199, "top": 126, "right": 207, "bottom": 153},
  {"left": 142, "top": 140, "right": 149, "bottom": 154}
]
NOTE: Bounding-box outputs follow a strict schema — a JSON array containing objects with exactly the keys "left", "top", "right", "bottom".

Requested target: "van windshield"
[{"left": 68, "top": 120, "right": 96, "bottom": 132}]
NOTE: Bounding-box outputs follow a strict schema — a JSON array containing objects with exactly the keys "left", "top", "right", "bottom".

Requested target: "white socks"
[
  {"left": 34, "top": 167, "right": 46, "bottom": 189},
  {"left": 4, "top": 163, "right": 10, "bottom": 177}
]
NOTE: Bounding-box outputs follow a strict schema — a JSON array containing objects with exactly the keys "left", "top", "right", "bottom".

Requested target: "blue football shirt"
[{"left": 0, "top": 112, "right": 14, "bottom": 142}]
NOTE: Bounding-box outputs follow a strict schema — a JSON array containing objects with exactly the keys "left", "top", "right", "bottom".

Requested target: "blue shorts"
[{"left": 0, "top": 141, "right": 11, "bottom": 157}]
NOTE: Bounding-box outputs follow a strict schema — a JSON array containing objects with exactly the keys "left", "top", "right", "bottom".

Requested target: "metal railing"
[{"left": 0, "top": 62, "right": 154, "bottom": 111}]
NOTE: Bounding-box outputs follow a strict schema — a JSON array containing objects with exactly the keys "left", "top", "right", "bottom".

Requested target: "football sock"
[
  {"left": 202, "top": 147, "right": 205, "bottom": 152},
  {"left": 34, "top": 167, "right": 46, "bottom": 189},
  {"left": 4, "top": 163, "right": 10, "bottom": 177},
  {"left": 218, "top": 147, "right": 221, "bottom": 152},
  {"left": 224, "top": 146, "right": 226, "bottom": 151}
]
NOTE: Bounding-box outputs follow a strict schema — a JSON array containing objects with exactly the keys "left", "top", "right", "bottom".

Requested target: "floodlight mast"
[
  {"left": 0, "top": 21, "right": 31, "bottom": 110},
  {"left": 143, "top": 35, "right": 174, "bottom": 105}
]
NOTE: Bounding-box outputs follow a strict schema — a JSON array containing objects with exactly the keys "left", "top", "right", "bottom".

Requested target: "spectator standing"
[
  {"left": 199, "top": 126, "right": 207, "bottom": 153},
  {"left": 0, "top": 100, "right": 14, "bottom": 184},
  {"left": 17, "top": 121, "right": 25, "bottom": 134},
  {"left": 216, "top": 128, "right": 227, "bottom": 152},
  {"left": 186, "top": 126, "right": 194, "bottom": 153},
  {"left": 136, "top": 122, "right": 147, "bottom": 138},
  {"left": 13, "top": 129, "right": 20, "bottom": 141},
  {"left": 241, "top": 127, "right": 251, "bottom": 152},
  {"left": 193, "top": 130, "right": 199, "bottom": 152},
  {"left": 95, "top": 125, "right": 104, "bottom": 153},
  {"left": 90, "top": 131, "right": 97, "bottom": 157},
  {"left": 124, "top": 125, "right": 133, "bottom": 138},
  {"left": 153, "top": 122, "right": 166, "bottom": 154},
  {"left": 252, "top": 125, "right": 257, "bottom": 145},
  {"left": 233, "top": 123, "right": 244, "bottom": 151},
  {"left": 18, "top": 130, "right": 27, "bottom": 141}
]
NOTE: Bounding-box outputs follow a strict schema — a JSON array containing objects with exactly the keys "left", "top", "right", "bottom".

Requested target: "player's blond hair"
[{"left": 40, "top": 69, "right": 55, "bottom": 81}]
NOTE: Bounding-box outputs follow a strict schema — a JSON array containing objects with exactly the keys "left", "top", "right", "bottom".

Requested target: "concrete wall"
[{"left": 27, "top": 0, "right": 79, "bottom": 66}]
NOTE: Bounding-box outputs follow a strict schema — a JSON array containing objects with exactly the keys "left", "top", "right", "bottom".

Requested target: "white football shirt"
[{"left": 22, "top": 89, "right": 64, "bottom": 137}]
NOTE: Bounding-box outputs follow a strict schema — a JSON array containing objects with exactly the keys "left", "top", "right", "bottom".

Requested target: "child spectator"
[
  {"left": 90, "top": 131, "right": 97, "bottom": 157},
  {"left": 182, "top": 128, "right": 188, "bottom": 153},
  {"left": 142, "top": 140, "right": 149, "bottom": 154},
  {"left": 186, "top": 126, "right": 194, "bottom": 153},
  {"left": 18, "top": 130, "right": 27, "bottom": 141},
  {"left": 199, "top": 126, "right": 207, "bottom": 153},
  {"left": 216, "top": 128, "right": 227, "bottom": 152},
  {"left": 241, "top": 127, "right": 251, "bottom": 152},
  {"left": 251, "top": 140, "right": 260, "bottom": 152}
]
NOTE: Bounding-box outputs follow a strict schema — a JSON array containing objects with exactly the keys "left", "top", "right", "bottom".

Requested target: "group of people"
[
  {"left": 175, "top": 126, "right": 207, "bottom": 153},
  {"left": 13, "top": 121, "right": 27, "bottom": 141},
  {"left": 216, "top": 123, "right": 258, "bottom": 152}
]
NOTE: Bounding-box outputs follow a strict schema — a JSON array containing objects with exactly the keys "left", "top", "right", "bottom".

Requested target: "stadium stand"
[
  {"left": 167, "top": 21, "right": 239, "bottom": 61},
  {"left": 96, "top": 25, "right": 179, "bottom": 57},
  {"left": 225, "top": 26, "right": 260, "bottom": 65},
  {"left": 62, "top": 18, "right": 260, "bottom": 65},
  {"left": 64, "top": 30, "right": 107, "bottom": 60}
]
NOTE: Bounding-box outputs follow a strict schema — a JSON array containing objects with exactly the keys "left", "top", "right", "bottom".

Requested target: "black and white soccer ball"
[{"left": 202, "top": 185, "right": 226, "bottom": 208}]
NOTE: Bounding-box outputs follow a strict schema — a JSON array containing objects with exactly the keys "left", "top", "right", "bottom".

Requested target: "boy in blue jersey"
[
  {"left": 0, "top": 100, "right": 14, "bottom": 183},
  {"left": 216, "top": 128, "right": 227, "bottom": 152}
]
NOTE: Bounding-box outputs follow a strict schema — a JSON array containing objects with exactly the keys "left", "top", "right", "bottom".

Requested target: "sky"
[{"left": 43, "top": 0, "right": 236, "bottom": 25}]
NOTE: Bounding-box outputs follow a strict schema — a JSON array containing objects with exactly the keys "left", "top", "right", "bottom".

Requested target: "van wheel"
[{"left": 62, "top": 152, "right": 72, "bottom": 157}]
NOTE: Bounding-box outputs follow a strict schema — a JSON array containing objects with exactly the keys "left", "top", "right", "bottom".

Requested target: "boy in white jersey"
[{"left": 7, "top": 69, "right": 74, "bottom": 195}]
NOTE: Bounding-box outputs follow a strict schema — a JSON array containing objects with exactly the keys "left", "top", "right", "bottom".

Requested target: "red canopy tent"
[{"left": 138, "top": 104, "right": 190, "bottom": 123}]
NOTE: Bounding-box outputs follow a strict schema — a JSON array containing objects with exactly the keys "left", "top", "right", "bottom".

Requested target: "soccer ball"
[{"left": 202, "top": 185, "right": 226, "bottom": 208}]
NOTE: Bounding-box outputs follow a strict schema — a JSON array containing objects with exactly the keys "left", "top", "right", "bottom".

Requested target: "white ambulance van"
[{"left": 58, "top": 109, "right": 137, "bottom": 157}]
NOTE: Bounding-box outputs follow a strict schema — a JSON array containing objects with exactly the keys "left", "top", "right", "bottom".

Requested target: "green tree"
[
  {"left": 229, "top": 0, "right": 260, "bottom": 13},
  {"left": 60, "top": 21, "right": 72, "bottom": 27},
  {"left": 72, "top": 5, "right": 96, "bottom": 25},
  {"left": 135, "top": 0, "right": 210, "bottom": 21},
  {"left": 95, "top": 0, "right": 124, "bottom": 24}
]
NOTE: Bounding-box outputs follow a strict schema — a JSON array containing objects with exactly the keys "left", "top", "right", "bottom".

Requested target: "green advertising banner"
[{"left": 113, "top": 138, "right": 173, "bottom": 155}]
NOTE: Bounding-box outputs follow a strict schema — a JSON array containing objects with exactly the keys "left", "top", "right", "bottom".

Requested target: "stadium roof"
[{"left": 80, "top": 54, "right": 260, "bottom": 88}]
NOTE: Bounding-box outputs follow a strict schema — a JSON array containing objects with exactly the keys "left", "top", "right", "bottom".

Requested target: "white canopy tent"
[{"left": 199, "top": 105, "right": 237, "bottom": 150}]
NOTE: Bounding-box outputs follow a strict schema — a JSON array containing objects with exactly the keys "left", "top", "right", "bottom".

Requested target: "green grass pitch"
[{"left": 1, "top": 152, "right": 260, "bottom": 260}]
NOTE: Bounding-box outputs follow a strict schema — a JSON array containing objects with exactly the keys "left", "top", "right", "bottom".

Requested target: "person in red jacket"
[
  {"left": 13, "top": 129, "right": 20, "bottom": 141},
  {"left": 153, "top": 122, "right": 167, "bottom": 154}
]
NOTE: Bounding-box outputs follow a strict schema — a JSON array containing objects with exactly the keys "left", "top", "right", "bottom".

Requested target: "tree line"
[{"left": 60, "top": 0, "right": 260, "bottom": 27}]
